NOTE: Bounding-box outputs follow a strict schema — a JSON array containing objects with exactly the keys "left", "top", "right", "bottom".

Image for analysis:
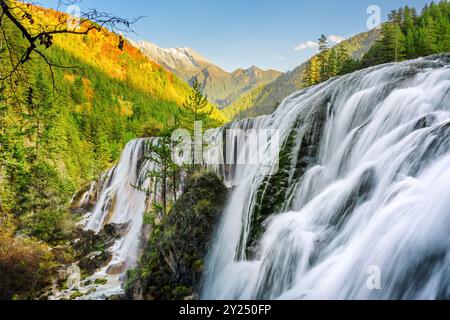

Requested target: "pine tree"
[
  {"left": 402, "top": 6, "right": 416, "bottom": 32},
  {"left": 318, "top": 34, "right": 329, "bottom": 52},
  {"left": 422, "top": 15, "right": 439, "bottom": 55},
  {"left": 143, "top": 123, "right": 182, "bottom": 216},
  {"left": 183, "top": 77, "right": 212, "bottom": 124},
  {"left": 405, "top": 29, "right": 417, "bottom": 58},
  {"left": 302, "top": 56, "right": 321, "bottom": 87},
  {"left": 392, "top": 24, "right": 407, "bottom": 61},
  {"left": 30, "top": 69, "right": 62, "bottom": 162},
  {"left": 318, "top": 34, "right": 330, "bottom": 81}
]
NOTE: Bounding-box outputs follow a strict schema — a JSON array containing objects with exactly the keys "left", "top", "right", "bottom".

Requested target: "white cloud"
[
  {"left": 294, "top": 41, "right": 319, "bottom": 51},
  {"left": 294, "top": 35, "right": 346, "bottom": 52},
  {"left": 328, "top": 35, "right": 346, "bottom": 44}
]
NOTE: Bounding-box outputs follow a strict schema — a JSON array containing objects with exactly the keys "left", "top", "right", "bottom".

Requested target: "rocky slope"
[
  {"left": 132, "top": 40, "right": 282, "bottom": 109},
  {"left": 126, "top": 171, "right": 228, "bottom": 300}
]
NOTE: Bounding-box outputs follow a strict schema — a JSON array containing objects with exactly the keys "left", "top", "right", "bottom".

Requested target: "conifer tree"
[
  {"left": 183, "top": 77, "right": 212, "bottom": 124},
  {"left": 144, "top": 122, "right": 182, "bottom": 216},
  {"left": 318, "top": 34, "right": 330, "bottom": 81}
]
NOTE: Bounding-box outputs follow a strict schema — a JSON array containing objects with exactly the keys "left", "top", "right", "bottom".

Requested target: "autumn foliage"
[
  {"left": 0, "top": 224, "right": 56, "bottom": 300},
  {"left": 17, "top": 4, "right": 226, "bottom": 122}
]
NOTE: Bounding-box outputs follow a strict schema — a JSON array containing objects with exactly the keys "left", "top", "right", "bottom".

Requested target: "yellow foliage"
[
  {"left": 12, "top": 2, "right": 227, "bottom": 124},
  {"left": 117, "top": 97, "right": 134, "bottom": 117},
  {"left": 74, "top": 102, "right": 92, "bottom": 113},
  {"left": 63, "top": 73, "right": 75, "bottom": 83}
]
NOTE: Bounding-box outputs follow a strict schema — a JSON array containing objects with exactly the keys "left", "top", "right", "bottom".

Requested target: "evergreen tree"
[
  {"left": 328, "top": 48, "right": 339, "bottom": 78},
  {"left": 183, "top": 77, "right": 212, "bottom": 124},
  {"left": 143, "top": 123, "right": 182, "bottom": 216},
  {"left": 405, "top": 29, "right": 417, "bottom": 58},
  {"left": 318, "top": 34, "right": 330, "bottom": 81},
  {"left": 363, "top": 0, "right": 450, "bottom": 65},
  {"left": 392, "top": 24, "right": 407, "bottom": 61},
  {"left": 302, "top": 55, "right": 321, "bottom": 87}
]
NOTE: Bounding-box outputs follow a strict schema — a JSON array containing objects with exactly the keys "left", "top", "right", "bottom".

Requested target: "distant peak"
[
  {"left": 132, "top": 39, "right": 210, "bottom": 61},
  {"left": 248, "top": 65, "right": 260, "bottom": 71},
  {"left": 130, "top": 39, "right": 215, "bottom": 72}
]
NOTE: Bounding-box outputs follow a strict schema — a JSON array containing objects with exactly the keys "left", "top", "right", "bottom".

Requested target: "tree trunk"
[
  {"left": 162, "top": 169, "right": 167, "bottom": 215},
  {"left": 35, "top": 117, "right": 40, "bottom": 162},
  {"left": 172, "top": 173, "right": 177, "bottom": 203}
]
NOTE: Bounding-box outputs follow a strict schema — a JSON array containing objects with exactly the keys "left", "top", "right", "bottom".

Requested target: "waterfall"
[
  {"left": 73, "top": 138, "right": 157, "bottom": 297},
  {"left": 86, "top": 139, "right": 154, "bottom": 272},
  {"left": 201, "top": 54, "right": 450, "bottom": 300}
]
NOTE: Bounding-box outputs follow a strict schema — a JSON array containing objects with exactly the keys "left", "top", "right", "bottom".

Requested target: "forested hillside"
[
  {"left": 302, "top": 1, "right": 450, "bottom": 87},
  {"left": 361, "top": 1, "right": 450, "bottom": 66},
  {"left": 1, "top": 0, "right": 449, "bottom": 302},
  {"left": 224, "top": 29, "right": 380, "bottom": 120},
  {"left": 0, "top": 2, "right": 224, "bottom": 299},
  {"left": 225, "top": 1, "right": 450, "bottom": 121}
]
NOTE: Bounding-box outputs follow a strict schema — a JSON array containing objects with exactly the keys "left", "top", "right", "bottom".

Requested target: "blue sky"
[{"left": 38, "top": 0, "right": 432, "bottom": 72}]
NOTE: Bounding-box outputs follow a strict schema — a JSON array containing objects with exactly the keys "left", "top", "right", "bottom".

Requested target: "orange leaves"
[
  {"left": 82, "top": 78, "right": 94, "bottom": 102},
  {"left": 13, "top": 1, "right": 226, "bottom": 123}
]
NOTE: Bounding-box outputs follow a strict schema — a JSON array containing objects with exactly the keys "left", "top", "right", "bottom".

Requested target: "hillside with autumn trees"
[{"left": 0, "top": 1, "right": 225, "bottom": 299}]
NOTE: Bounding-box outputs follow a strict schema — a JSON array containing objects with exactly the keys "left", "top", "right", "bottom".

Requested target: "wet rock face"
[
  {"left": 70, "top": 182, "right": 99, "bottom": 215},
  {"left": 125, "top": 172, "right": 228, "bottom": 300},
  {"left": 72, "top": 223, "right": 127, "bottom": 275},
  {"left": 244, "top": 97, "right": 329, "bottom": 258}
]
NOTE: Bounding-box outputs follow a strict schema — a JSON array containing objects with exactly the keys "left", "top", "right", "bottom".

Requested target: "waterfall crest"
[{"left": 201, "top": 54, "right": 450, "bottom": 300}]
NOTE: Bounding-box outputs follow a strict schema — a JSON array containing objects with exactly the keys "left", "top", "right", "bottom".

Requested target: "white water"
[
  {"left": 86, "top": 139, "right": 152, "bottom": 268},
  {"left": 79, "top": 139, "right": 156, "bottom": 297},
  {"left": 68, "top": 54, "right": 450, "bottom": 300},
  {"left": 201, "top": 54, "right": 450, "bottom": 300}
]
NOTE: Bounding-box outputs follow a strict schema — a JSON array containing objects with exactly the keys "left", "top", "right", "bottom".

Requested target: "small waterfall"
[
  {"left": 73, "top": 138, "right": 157, "bottom": 297},
  {"left": 201, "top": 54, "right": 450, "bottom": 300},
  {"left": 86, "top": 139, "right": 154, "bottom": 273}
]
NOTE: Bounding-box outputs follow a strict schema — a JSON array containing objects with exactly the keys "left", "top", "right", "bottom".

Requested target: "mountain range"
[
  {"left": 132, "top": 40, "right": 283, "bottom": 109},
  {"left": 223, "top": 29, "right": 382, "bottom": 120}
]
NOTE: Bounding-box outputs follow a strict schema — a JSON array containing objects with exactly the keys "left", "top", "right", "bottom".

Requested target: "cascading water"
[
  {"left": 201, "top": 54, "right": 450, "bottom": 300},
  {"left": 65, "top": 138, "right": 159, "bottom": 298},
  {"left": 62, "top": 54, "right": 450, "bottom": 300},
  {"left": 85, "top": 139, "right": 154, "bottom": 275}
]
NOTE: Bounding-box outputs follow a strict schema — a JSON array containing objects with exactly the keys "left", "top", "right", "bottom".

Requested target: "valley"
[
  {"left": 133, "top": 40, "right": 282, "bottom": 109},
  {"left": 0, "top": 0, "right": 449, "bottom": 302}
]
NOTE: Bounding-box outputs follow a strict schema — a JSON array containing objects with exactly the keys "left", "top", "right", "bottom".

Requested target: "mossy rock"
[
  {"left": 245, "top": 97, "right": 329, "bottom": 257},
  {"left": 94, "top": 278, "right": 108, "bottom": 286},
  {"left": 72, "top": 223, "right": 126, "bottom": 276},
  {"left": 69, "top": 291, "right": 84, "bottom": 300},
  {"left": 126, "top": 171, "right": 228, "bottom": 300}
]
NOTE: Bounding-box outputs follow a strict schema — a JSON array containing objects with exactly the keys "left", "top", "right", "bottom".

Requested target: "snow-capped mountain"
[
  {"left": 131, "top": 40, "right": 282, "bottom": 109},
  {"left": 132, "top": 40, "right": 208, "bottom": 72}
]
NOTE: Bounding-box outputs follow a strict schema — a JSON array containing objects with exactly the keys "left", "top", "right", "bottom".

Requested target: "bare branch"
[{"left": 0, "top": 0, "right": 142, "bottom": 91}]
